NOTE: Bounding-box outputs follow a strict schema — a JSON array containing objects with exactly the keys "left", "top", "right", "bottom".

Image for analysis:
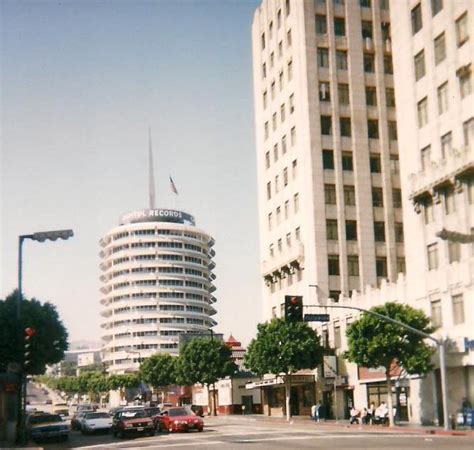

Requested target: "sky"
[{"left": 0, "top": 0, "right": 262, "bottom": 347}]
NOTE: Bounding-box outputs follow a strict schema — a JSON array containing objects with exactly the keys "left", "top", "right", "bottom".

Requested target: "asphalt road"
[{"left": 34, "top": 416, "right": 473, "bottom": 450}]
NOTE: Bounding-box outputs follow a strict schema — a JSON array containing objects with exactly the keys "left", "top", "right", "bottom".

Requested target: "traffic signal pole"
[{"left": 305, "top": 296, "right": 449, "bottom": 431}]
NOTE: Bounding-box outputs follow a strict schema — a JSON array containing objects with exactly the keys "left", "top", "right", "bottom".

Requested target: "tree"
[
  {"left": 139, "top": 353, "right": 177, "bottom": 395},
  {"left": 244, "top": 318, "right": 323, "bottom": 421},
  {"left": 176, "top": 338, "right": 237, "bottom": 416},
  {"left": 344, "top": 302, "right": 434, "bottom": 427},
  {"left": 0, "top": 291, "right": 68, "bottom": 375}
]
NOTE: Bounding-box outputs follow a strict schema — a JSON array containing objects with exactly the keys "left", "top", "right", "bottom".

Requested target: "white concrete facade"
[
  {"left": 99, "top": 209, "right": 217, "bottom": 374},
  {"left": 252, "top": 0, "right": 403, "bottom": 319}
]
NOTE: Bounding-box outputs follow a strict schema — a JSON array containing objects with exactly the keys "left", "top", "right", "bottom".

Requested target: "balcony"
[
  {"left": 261, "top": 243, "right": 304, "bottom": 285},
  {"left": 409, "top": 146, "right": 474, "bottom": 206}
]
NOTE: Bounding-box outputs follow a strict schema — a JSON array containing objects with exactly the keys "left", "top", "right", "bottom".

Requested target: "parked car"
[
  {"left": 112, "top": 409, "right": 155, "bottom": 438},
  {"left": 71, "top": 411, "right": 87, "bottom": 430},
  {"left": 27, "top": 413, "right": 69, "bottom": 442},
  {"left": 53, "top": 403, "right": 69, "bottom": 416},
  {"left": 156, "top": 407, "right": 204, "bottom": 433},
  {"left": 190, "top": 405, "right": 204, "bottom": 417},
  {"left": 81, "top": 412, "right": 113, "bottom": 434}
]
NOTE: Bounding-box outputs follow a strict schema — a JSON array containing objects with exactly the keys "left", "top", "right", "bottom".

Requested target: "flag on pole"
[{"left": 169, "top": 176, "right": 179, "bottom": 195}]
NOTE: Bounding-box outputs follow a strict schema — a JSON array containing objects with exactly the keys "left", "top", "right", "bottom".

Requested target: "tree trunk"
[
  {"left": 212, "top": 383, "right": 217, "bottom": 416},
  {"left": 285, "top": 375, "right": 291, "bottom": 422},
  {"left": 386, "top": 370, "right": 394, "bottom": 427}
]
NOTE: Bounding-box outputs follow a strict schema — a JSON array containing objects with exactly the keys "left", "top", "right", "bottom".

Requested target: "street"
[{"left": 35, "top": 416, "right": 473, "bottom": 450}]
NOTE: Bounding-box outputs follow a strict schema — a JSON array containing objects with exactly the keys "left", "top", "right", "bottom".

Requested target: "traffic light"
[
  {"left": 24, "top": 327, "right": 36, "bottom": 370},
  {"left": 284, "top": 296, "right": 303, "bottom": 322}
]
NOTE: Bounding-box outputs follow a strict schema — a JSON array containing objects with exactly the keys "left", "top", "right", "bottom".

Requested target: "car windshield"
[
  {"left": 168, "top": 408, "right": 188, "bottom": 417},
  {"left": 85, "top": 412, "right": 109, "bottom": 419},
  {"left": 145, "top": 407, "right": 160, "bottom": 416},
  {"left": 29, "top": 414, "right": 63, "bottom": 425},
  {"left": 121, "top": 410, "right": 147, "bottom": 419}
]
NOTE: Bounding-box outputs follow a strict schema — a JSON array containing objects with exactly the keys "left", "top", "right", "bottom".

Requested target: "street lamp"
[
  {"left": 308, "top": 285, "right": 449, "bottom": 431},
  {"left": 16, "top": 228, "right": 73, "bottom": 443}
]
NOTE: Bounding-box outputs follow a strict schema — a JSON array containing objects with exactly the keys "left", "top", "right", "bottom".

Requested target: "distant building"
[
  {"left": 99, "top": 208, "right": 217, "bottom": 374},
  {"left": 225, "top": 334, "right": 246, "bottom": 370}
]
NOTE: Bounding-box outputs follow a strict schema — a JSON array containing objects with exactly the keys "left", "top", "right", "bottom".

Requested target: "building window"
[
  {"left": 397, "top": 257, "right": 406, "bottom": 274},
  {"left": 444, "top": 187, "right": 456, "bottom": 214},
  {"left": 336, "top": 51, "right": 348, "bottom": 70},
  {"left": 420, "top": 145, "right": 431, "bottom": 170},
  {"left": 288, "top": 60, "right": 293, "bottom": 81},
  {"left": 386, "top": 88, "right": 395, "bottom": 107},
  {"left": 370, "top": 154, "right": 381, "bottom": 173},
  {"left": 411, "top": 3, "right": 423, "bottom": 35},
  {"left": 289, "top": 93, "right": 295, "bottom": 113},
  {"left": 368, "top": 120, "right": 379, "bottom": 139},
  {"left": 374, "top": 222, "right": 385, "bottom": 242},
  {"left": 268, "top": 213, "right": 272, "bottom": 230},
  {"left": 278, "top": 238, "right": 282, "bottom": 252},
  {"left": 338, "top": 83, "right": 350, "bottom": 105},
  {"left": 294, "top": 193, "right": 300, "bottom": 213},
  {"left": 291, "top": 126, "right": 296, "bottom": 146},
  {"left": 327, "top": 219, "right": 338, "bottom": 240},
  {"left": 363, "top": 53, "right": 375, "bottom": 73},
  {"left": 277, "top": 8, "right": 282, "bottom": 28},
  {"left": 437, "top": 82, "right": 449, "bottom": 114},
  {"left": 265, "top": 151, "right": 270, "bottom": 169},
  {"left": 342, "top": 152, "right": 353, "bottom": 171},
  {"left": 417, "top": 97, "right": 428, "bottom": 128},
  {"left": 414, "top": 50, "right": 426, "bottom": 81},
  {"left": 318, "top": 48, "right": 329, "bottom": 68},
  {"left": 272, "top": 112, "right": 277, "bottom": 131},
  {"left": 282, "top": 135, "right": 287, "bottom": 154},
  {"left": 264, "top": 122, "right": 269, "bottom": 140},
  {"left": 285, "top": 0, "right": 290, "bottom": 15},
  {"left": 372, "top": 187, "right": 383, "bottom": 207},
  {"left": 434, "top": 33, "right": 446, "bottom": 65},
  {"left": 334, "top": 17, "right": 345, "bottom": 36},
  {"left": 448, "top": 241, "right": 461, "bottom": 264},
  {"left": 456, "top": 12, "right": 469, "bottom": 47},
  {"left": 452, "top": 294, "right": 465, "bottom": 325},
  {"left": 262, "top": 62, "right": 266, "bottom": 79},
  {"left": 266, "top": 182, "right": 271, "bottom": 200},
  {"left": 427, "top": 243, "right": 438, "bottom": 270},
  {"left": 361, "top": 20, "right": 373, "bottom": 39},
  {"left": 269, "top": 243, "right": 274, "bottom": 257},
  {"left": 393, "top": 189, "right": 402, "bottom": 208},
  {"left": 328, "top": 255, "right": 340, "bottom": 276},
  {"left": 274, "top": 143, "right": 279, "bottom": 162},
  {"left": 458, "top": 66, "right": 472, "bottom": 99},
  {"left": 323, "top": 149, "right": 334, "bottom": 169},
  {"left": 279, "top": 71, "right": 284, "bottom": 91},
  {"left": 390, "top": 155, "right": 400, "bottom": 174},
  {"left": 270, "top": 51, "right": 274, "bottom": 68},
  {"left": 464, "top": 117, "right": 474, "bottom": 146},
  {"left": 340, "top": 118, "right": 351, "bottom": 137},
  {"left": 381, "top": 21, "right": 391, "bottom": 40},
  {"left": 321, "top": 115, "right": 332, "bottom": 135},
  {"left": 380, "top": 0, "right": 389, "bottom": 10},
  {"left": 316, "top": 15, "right": 327, "bottom": 34},
  {"left": 334, "top": 322, "right": 341, "bottom": 348},
  {"left": 366, "top": 87, "right": 377, "bottom": 106},
  {"left": 278, "top": 41, "right": 283, "bottom": 58},
  {"left": 295, "top": 227, "right": 301, "bottom": 241},
  {"left": 286, "top": 232, "right": 292, "bottom": 247},
  {"left": 325, "top": 184, "right": 337, "bottom": 204},
  {"left": 271, "top": 80, "right": 275, "bottom": 99},
  {"left": 319, "top": 82, "right": 331, "bottom": 101},
  {"left": 431, "top": 0, "right": 442, "bottom": 16},
  {"left": 283, "top": 167, "right": 288, "bottom": 187},
  {"left": 440, "top": 132, "right": 452, "bottom": 158},
  {"left": 281, "top": 104, "right": 286, "bottom": 123},
  {"left": 292, "top": 159, "right": 297, "bottom": 179},
  {"left": 424, "top": 199, "right": 434, "bottom": 223},
  {"left": 346, "top": 220, "right": 357, "bottom": 241},
  {"left": 344, "top": 185, "right": 356, "bottom": 206},
  {"left": 384, "top": 55, "right": 393, "bottom": 74},
  {"left": 284, "top": 200, "right": 289, "bottom": 219},
  {"left": 263, "top": 91, "right": 267, "bottom": 109},
  {"left": 376, "top": 257, "right": 387, "bottom": 277},
  {"left": 431, "top": 300, "right": 442, "bottom": 328},
  {"left": 348, "top": 255, "right": 359, "bottom": 277},
  {"left": 275, "top": 175, "right": 279, "bottom": 193},
  {"left": 388, "top": 121, "right": 398, "bottom": 141},
  {"left": 394, "top": 222, "right": 404, "bottom": 243},
  {"left": 261, "top": 32, "right": 266, "bottom": 50}
]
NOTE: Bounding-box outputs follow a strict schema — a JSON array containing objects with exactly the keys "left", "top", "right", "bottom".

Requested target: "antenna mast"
[{"left": 148, "top": 127, "right": 156, "bottom": 210}]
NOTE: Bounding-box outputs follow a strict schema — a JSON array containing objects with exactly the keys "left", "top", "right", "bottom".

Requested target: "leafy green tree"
[
  {"left": 344, "top": 302, "right": 434, "bottom": 426},
  {"left": 0, "top": 291, "right": 68, "bottom": 374},
  {"left": 60, "top": 361, "right": 78, "bottom": 376},
  {"left": 176, "top": 338, "right": 237, "bottom": 415},
  {"left": 139, "top": 353, "right": 177, "bottom": 393},
  {"left": 244, "top": 318, "right": 323, "bottom": 421}
]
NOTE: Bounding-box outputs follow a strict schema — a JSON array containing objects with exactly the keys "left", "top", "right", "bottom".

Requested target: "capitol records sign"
[{"left": 120, "top": 209, "right": 195, "bottom": 226}]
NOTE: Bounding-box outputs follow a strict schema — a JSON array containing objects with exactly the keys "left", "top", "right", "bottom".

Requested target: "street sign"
[{"left": 304, "top": 313, "right": 330, "bottom": 322}]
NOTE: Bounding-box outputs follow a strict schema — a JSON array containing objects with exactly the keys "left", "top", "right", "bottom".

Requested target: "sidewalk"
[{"left": 210, "top": 414, "right": 474, "bottom": 438}]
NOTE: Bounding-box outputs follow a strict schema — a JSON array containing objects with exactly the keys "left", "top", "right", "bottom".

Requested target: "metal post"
[
  {"left": 438, "top": 339, "right": 449, "bottom": 430},
  {"left": 16, "top": 236, "right": 25, "bottom": 444},
  {"left": 431, "top": 371, "right": 439, "bottom": 426}
]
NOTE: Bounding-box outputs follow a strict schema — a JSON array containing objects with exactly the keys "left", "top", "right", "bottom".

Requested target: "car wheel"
[
  {"left": 117, "top": 429, "right": 124, "bottom": 439},
  {"left": 198, "top": 428, "right": 203, "bottom": 432},
  {"left": 147, "top": 430, "right": 155, "bottom": 437}
]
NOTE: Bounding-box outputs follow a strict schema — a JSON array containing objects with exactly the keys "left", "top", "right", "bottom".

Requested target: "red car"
[
  {"left": 112, "top": 409, "right": 155, "bottom": 438},
  {"left": 156, "top": 407, "right": 204, "bottom": 433}
]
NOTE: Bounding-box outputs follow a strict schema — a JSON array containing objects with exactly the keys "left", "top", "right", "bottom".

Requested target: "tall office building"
[
  {"left": 253, "top": 0, "right": 403, "bottom": 318},
  {"left": 391, "top": 0, "right": 473, "bottom": 420},
  {"left": 99, "top": 208, "right": 217, "bottom": 374}
]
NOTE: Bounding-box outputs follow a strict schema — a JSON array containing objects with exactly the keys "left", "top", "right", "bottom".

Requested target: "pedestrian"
[
  {"left": 368, "top": 402, "right": 376, "bottom": 425},
  {"left": 361, "top": 407, "right": 369, "bottom": 425},
  {"left": 350, "top": 406, "right": 360, "bottom": 424},
  {"left": 312, "top": 401, "right": 321, "bottom": 422}
]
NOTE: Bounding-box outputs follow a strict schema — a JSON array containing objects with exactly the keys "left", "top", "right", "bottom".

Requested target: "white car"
[{"left": 81, "top": 412, "right": 113, "bottom": 434}]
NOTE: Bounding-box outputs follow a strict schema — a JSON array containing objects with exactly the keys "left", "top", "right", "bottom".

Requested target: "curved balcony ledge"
[{"left": 261, "top": 243, "right": 305, "bottom": 285}]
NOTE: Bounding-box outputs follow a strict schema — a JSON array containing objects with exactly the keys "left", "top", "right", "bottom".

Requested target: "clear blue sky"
[{"left": 1, "top": 0, "right": 262, "bottom": 346}]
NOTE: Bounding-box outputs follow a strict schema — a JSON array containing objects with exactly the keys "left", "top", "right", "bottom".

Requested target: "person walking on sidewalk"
[{"left": 311, "top": 401, "right": 321, "bottom": 422}]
